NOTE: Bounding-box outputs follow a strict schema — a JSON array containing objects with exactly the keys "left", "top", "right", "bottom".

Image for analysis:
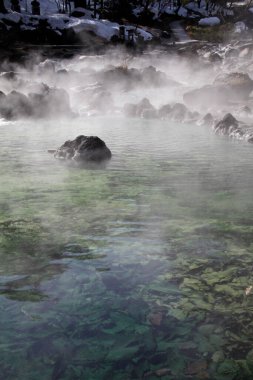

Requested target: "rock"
[
  {"left": 158, "top": 102, "right": 198, "bottom": 122},
  {"left": 240, "top": 105, "right": 252, "bottom": 115},
  {"left": 187, "top": 360, "right": 208, "bottom": 375},
  {"left": 142, "top": 108, "right": 158, "bottom": 119},
  {"left": 148, "top": 311, "right": 163, "bottom": 326},
  {"left": 54, "top": 135, "right": 112, "bottom": 162},
  {"left": 38, "top": 59, "right": 56, "bottom": 74},
  {"left": 212, "top": 351, "right": 225, "bottom": 363},
  {"left": 214, "top": 113, "right": 239, "bottom": 135},
  {"left": 0, "top": 71, "right": 19, "bottom": 81},
  {"left": 201, "top": 113, "right": 214, "bottom": 127},
  {"left": 88, "top": 90, "right": 114, "bottom": 113},
  {"left": 142, "top": 65, "right": 169, "bottom": 87},
  {"left": 28, "top": 87, "right": 73, "bottom": 118},
  {"left": 0, "top": 90, "right": 32, "bottom": 120},
  {"left": 158, "top": 104, "right": 172, "bottom": 118},
  {"left": 123, "top": 98, "right": 156, "bottom": 118},
  {"left": 170, "top": 103, "right": 189, "bottom": 122},
  {"left": 217, "top": 359, "right": 240, "bottom": 379},
  {"left": 213, "top": 113, "right": 253, "bottom": 143},
  {"left": 184, "top": 72, "right": 253, "bottom": 107},
  {"left": 209, "top": 52, "right": 222, "bottom": 63},
  {"left": 246, "top": 349, "right": 253, "bottom": 372}
]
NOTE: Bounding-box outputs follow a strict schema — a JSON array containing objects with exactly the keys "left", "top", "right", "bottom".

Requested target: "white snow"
[
  {"left": 0, "top": 11, "right": 21, "bottom": 23},
  {"left": 234, "top": 21, "right": 248, "bottom": 33},
  {"left": 178, "top": 7, "right": 188, "bottom": 17},
  {"left": 0, "top": 0, "right": 152, "bottom": 42},
  {"left": 47, "top": 14, "right": 68, "bottom": 30},
  {"left": 198, "top": 17, "right": 221, "bottom": 26}
]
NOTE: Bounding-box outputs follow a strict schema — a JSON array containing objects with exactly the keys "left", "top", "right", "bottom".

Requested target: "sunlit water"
[{"left": 1, "top": 117, "right": 253, "bottom": 380}]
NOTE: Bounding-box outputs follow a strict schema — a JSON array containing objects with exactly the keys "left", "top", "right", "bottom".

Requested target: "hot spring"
[{"left": 1, "top": 50, "right": 253, "bottom": 380}]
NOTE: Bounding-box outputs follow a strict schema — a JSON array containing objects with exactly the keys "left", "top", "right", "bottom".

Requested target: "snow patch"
[
  {"left": 234, "top": 21, "right": 247, "bottom": 33},
  {"left": 198, "top": 17, "right": 220, "bottom": 26}
]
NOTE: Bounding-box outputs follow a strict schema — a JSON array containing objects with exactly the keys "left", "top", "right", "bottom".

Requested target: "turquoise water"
[{"left": 1, "top": 117, "right": 253, "bottom": 379}]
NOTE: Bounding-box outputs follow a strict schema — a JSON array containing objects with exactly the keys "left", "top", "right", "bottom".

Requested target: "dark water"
[{"left": 1, "top": 117, "right": 253, "bottom": 380}]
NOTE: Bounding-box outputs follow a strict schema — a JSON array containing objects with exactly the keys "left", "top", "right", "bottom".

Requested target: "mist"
[{"left": 1, "top": 42, "right": 253, "bottom": 128}]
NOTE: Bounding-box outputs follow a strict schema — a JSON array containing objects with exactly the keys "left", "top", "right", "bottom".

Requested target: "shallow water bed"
[{"left": 0, "top": 117, "right": 253, "bottom": 380}]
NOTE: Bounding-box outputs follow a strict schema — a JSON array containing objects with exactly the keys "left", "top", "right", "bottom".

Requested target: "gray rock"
[
  {"left": 213, "top": 113, "right": 253, "bottom": 143},
  {"left": 123, "top": 98, "right": 156, "bottom": 118},
  {"left": 184, "top": 72, "right": 253, "bottom": 107}
]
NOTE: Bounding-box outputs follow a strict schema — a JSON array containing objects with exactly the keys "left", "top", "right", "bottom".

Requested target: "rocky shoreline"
[{"left": 1, "top": 37, "right": 253, "bottom": 146}]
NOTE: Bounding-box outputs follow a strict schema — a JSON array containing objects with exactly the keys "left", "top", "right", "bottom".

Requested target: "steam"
[{"left": 0, "top": 42, "right": 253, "bottom": 130}]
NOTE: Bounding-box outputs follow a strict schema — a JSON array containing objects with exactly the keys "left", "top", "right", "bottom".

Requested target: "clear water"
[{"left": 1, "top": 117, "right": 253, "bottom": 380}]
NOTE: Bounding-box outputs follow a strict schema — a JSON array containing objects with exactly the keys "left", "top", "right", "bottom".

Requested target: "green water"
[{"left": 1, "top": 117, "right": 253, "bottom": 380}]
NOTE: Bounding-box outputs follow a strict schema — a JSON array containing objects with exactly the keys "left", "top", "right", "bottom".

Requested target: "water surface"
[{"left": 1, "top": 117, "right": 253, "bottom": 380}]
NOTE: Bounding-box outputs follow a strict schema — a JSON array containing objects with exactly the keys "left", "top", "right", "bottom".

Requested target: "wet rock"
[
  {"left": 54, "top": 135, "right": 112, "bottom": 162},
  {"left": 209, "top": 52, "right": 222, "bottom": 63},
  {"left": 214, "top": 113, "right": 239, "bottom": 135},
  {"left": 213, "top": 113, "right": 253, "bottom": 143}
]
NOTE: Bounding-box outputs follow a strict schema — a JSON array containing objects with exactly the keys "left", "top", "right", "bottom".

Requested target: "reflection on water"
[{"left": 1, "top": 117, "right": 253, "bottom": 379}]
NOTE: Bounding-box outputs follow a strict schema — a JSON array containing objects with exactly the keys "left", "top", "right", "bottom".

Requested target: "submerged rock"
[{"left": 54, "top": 135, "right": 112, "bottom": 162}]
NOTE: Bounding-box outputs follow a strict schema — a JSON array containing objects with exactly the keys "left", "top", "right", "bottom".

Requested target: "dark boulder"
[
  {"left": 214, "top": 113, "right": 239, "bottom": 135},
  {"left": 213, "top": 113, "right": 253, "bottom": 142},
  {"left": 54, "top": 135, "right": 112, "bottom": 162}
]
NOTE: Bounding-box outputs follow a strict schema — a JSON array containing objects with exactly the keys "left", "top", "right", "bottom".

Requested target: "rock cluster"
[{"left": 0, "top": 85, "right": 73, "bottom": 120}]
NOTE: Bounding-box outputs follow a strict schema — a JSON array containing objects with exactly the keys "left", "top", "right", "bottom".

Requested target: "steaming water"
[{"left": 1, "top": 116, "right": 253, "bottom": 379}]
